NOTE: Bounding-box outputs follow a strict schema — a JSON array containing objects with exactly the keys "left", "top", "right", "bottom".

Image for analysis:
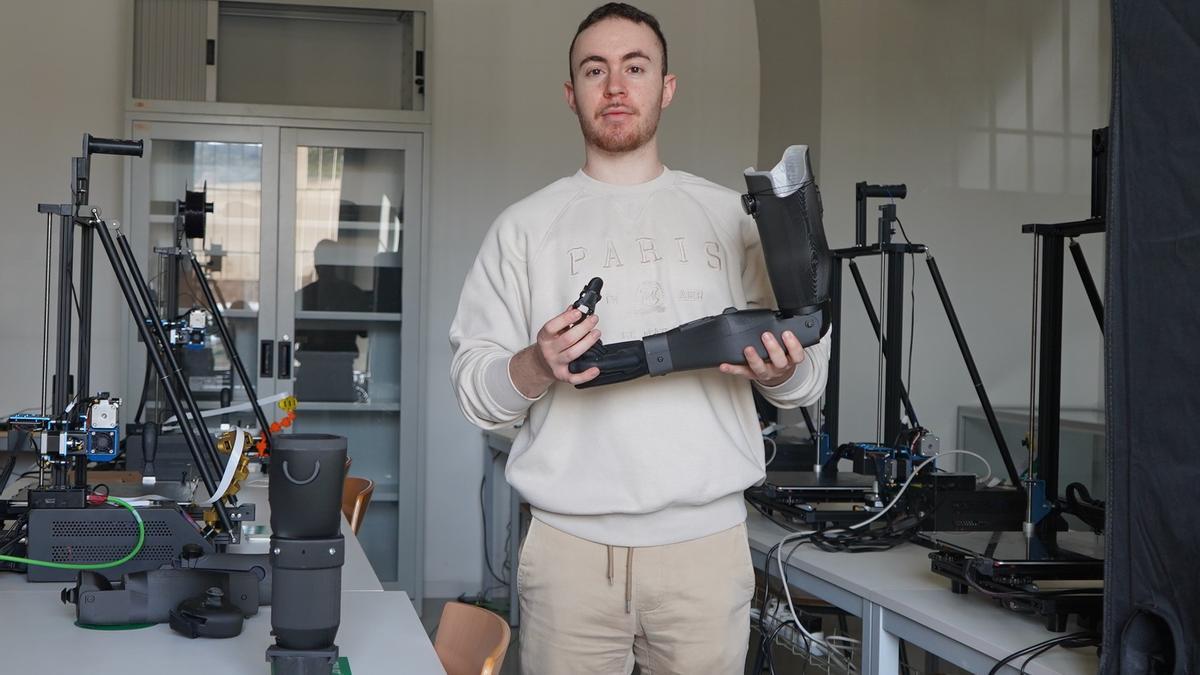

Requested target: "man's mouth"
[{"left": 600, "top": 107, "right": 634, "bottom": 119}]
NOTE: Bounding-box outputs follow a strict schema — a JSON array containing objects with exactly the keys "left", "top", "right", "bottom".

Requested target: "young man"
[{"left": 449, "top": 4, "right": 831, "bottom": 672}]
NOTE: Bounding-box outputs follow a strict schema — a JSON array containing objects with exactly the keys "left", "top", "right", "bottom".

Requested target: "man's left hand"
[{"left": 719, "top": 330, "right": 806, "bottom": 387}]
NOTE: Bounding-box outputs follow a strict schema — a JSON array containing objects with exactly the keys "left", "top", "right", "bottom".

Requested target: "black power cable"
[
  {"left": 0, "top": 456, "right": 16, "bottom": 495},
  {"left": 963, "top": 565, "right": 1102, "bottom": 601},
  {"left": 986, "top": 631, "right": 1099, "bottom": 674}
]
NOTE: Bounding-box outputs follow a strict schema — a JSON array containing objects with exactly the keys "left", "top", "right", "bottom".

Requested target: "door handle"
[
  {"left": 278, "top": 338, "right": 293, "bottom": 380},
  {"left": 260, "top": 339, "right": 275, "bottom": 378}
]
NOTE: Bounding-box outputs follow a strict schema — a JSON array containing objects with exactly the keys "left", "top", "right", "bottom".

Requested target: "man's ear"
[
  {"left": 661, "top": 73, "right": 677, "bottom": 109},
  {"left": 564, "top": 80, "right": 577, "bottom": 113}
]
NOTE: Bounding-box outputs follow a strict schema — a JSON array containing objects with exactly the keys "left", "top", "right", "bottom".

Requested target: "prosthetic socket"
[{"left": 568, "top": 145, "right": 833, "bottom": 387}]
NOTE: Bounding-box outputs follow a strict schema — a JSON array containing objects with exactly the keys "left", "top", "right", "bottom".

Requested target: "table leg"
[{"left": 862, "top": 602, "right": 901, "bottom": 674}]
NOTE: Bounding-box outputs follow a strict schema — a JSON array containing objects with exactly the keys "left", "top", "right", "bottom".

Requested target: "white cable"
[
  {"left": 771, "top": 449, "right": 992, "bottom": 667},
  {"left": 162, "top": 391, "right": 289, "bottom": 430},
  {"left": 104, "top": 495, "right": 184, "bottom": 506},
  {"left": 196, "top": 427, "right": 246, "bottom": 506},
  {"left": 849, "top": 449, "right": 991, "bottom": 530},
  {"left": 763, "top": 436, "right": 778, "bottom": 467},
  {"left": 774, "top": 530, "right": 834, "bottom": 664},
  {"left": 965, "top": 450, "right": 992, "bottom": 486}
]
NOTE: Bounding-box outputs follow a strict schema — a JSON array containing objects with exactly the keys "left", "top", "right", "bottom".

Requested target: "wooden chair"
[
  {"left": 434, "top": 602, "right": 511, "bottom": 675},
  {"left": 340, "top": 476, "right": 374, "bottom": 535}
]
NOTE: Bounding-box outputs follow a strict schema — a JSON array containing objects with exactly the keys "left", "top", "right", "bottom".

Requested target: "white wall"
[
  {"left": 0, "top": 0, "right": 130, "bottom": 416},
  {"left": 422, "top": 0, "right": 762, "bottom": 598},
  {"left": 816, "top": 0, "right": 1110, "bottom": 468},
  {"left": 755, "top": 0, "right": 821, "bottom": 172}
]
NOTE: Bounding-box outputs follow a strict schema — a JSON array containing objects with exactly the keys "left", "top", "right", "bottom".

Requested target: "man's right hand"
[{"left": 510, "top": 306, "right": 602, "bottom": 397}]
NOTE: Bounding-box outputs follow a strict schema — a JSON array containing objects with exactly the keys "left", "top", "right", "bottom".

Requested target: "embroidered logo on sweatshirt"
[
  {"left": 566, "top": 238, "right": 724, "bottom": 276},
  {"left": 633, "top": 281, "right": 666, "bottom": 314}
]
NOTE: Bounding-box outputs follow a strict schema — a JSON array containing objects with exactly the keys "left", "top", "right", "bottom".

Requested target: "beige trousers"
[{"left": 517, "top": 517, "right": 755, "bottom": 675}]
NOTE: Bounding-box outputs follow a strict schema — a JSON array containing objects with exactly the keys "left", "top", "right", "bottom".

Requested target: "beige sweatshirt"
[{"left": 449, "top": 167, "right": 831, "bottom": 546}]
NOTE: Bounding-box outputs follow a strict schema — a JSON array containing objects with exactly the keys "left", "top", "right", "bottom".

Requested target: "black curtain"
[{"left": 1104, "top": 1, "right": 1200, "bottom": 672}]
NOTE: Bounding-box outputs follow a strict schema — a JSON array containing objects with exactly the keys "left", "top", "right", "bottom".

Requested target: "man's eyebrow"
[
  {"left": 576, "top": 50, "right": 654, "bottom": 71},
  {"left": 577, "top": 54, "right": 608, "bottom": 71}
]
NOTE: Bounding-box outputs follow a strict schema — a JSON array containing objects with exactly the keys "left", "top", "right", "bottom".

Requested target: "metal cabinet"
[{"left": 124, "top": 118, "right": 425, "bottom": 594}]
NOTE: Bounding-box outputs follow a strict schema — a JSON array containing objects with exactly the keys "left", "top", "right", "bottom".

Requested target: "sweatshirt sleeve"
[
  {"left": 449, "top": 211, "right": 544, "bottom": 429},
  {"left": 739, "top": 211, "right": 831, "bottom": 409}
]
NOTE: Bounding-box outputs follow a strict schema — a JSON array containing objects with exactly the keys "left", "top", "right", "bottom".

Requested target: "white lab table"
[
  {"left": 0, "top": 589, "right": 443, "bottom": 673},
  {"left": 0, "top": 469, "right": 444, "bottom": 673},
  {"left": 746, "top": 511, "right": 1100, "bottom": 674}
]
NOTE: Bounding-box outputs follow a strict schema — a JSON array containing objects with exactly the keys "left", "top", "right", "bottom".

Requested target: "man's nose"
[{"left": 604, "top": 72, "right": 627, "bottom": 97}]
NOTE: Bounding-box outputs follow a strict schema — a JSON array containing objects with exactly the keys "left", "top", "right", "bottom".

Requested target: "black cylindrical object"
[
  {"left": 77, "top": 223, "right": 94, "bottom": 403},
  {"left": 881, "top": 206, "right": 905, "bottom": 450},
  {"left": 270, "top": 538, "right": 344, "bottom": 650},
  {"left": 1068, "top": 239, "right": 1105, "bottom": 330},
  {"left": 53, "top": 214, "right": 74, "bottom": 418},
  {"left": 926, "top": 254, "right": 1025, "bottom": 493},
  {"left": 854, "top": 182, "right": 907, "bottom": 246},
  {"left": 268, "top": 434, "right": 347, "bottom": 673},
  {"left": 84, "top": 134, "right": 144, "bottom": 157},
  {"left": 269, "top": 434, "right": 347, "bottom": 538},
  {"left": 860, "top": 183, "right": 907, "bottom": 199}
]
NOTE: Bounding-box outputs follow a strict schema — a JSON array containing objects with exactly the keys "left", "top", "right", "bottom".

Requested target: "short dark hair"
[{"left": 569, "top": 3, "right": 668, "bottom": 81}]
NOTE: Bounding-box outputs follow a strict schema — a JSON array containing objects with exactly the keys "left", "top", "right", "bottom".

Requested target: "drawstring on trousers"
[
  {"left": 624, "top": 547, "right": 633, "bottom": 614},
  {"left": 604, "top": 544, "right": 634, "bottom": 613}
]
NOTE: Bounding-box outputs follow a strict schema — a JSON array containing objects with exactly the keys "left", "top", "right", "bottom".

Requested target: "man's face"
[{"left": 565, "top": 18, "right": 676, "bottom": 154}]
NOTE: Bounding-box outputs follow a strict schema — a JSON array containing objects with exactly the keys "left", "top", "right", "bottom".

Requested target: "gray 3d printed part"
[{"left": 65, "top": 568, "right": 261, "bottom": 625}]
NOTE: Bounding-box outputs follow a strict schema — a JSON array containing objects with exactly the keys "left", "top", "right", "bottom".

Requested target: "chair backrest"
[
  {"left": 340, "top": 476, "right": 374, "bottom": 535},
  {"left": 434, "top": 602, "right": 511, "bottom": 675}
]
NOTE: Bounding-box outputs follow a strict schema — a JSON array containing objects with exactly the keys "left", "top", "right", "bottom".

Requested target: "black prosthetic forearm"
[{"left": 569, "top": 307, "right": 829, "bottom": 388}]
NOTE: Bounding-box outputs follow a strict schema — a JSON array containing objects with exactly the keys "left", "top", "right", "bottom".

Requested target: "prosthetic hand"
[{"left": 568, "top": 145, "right": 833, "bottom": 388}]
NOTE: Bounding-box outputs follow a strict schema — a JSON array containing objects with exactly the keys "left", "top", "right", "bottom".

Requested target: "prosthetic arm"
[{"left": 568, "top": 145, "right": 833, "bottom": 387}]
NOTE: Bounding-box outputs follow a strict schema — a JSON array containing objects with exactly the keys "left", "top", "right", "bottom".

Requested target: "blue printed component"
[
  {"left": 165, "top": 310, "right": 209, "bottom": 350},
  {"left": 83, "top": 398, "right": 121, "bottom": 462},
  {"left": 816, "top": 432, "right": 833, "bottom": 466},
  {"left": 9, "top": 414, "right": 52, "bottom": 429},
  {"left": 86, "top": 427, "right": 120, "bottom": 462},
  {"left": 1028, "top": 479, "right": 1052, "bottom": 525}
]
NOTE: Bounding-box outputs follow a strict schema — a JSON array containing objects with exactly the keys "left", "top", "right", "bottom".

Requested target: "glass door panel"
[
  {"left": 279, "top": 128, "right": 422, "bottom": 591},
  {"left": 287, "top": 142, "right": 407, "bottom": 407},
  {"left": 128, "top": 121, "right": 278, "bottom": 430}
]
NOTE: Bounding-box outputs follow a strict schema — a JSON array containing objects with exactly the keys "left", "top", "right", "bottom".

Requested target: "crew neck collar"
[{"left": 573, "top": 166, "right": 675, "bottom": 194}]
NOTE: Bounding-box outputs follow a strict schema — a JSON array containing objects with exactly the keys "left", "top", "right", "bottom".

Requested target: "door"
[
  {"left": 126, "top": 120, "right": 280, "bottom": 431},
  {"left": 278, "top": 128, "right": 424, "bottom": 591}
]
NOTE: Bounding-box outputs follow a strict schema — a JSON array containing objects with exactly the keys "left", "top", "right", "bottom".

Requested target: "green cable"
[
  {"left": 0, "top": 496, "right": 145, "bottom": 570},
  {"left": 75, "top": 621, "right": 156, "bottom": 631}
]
